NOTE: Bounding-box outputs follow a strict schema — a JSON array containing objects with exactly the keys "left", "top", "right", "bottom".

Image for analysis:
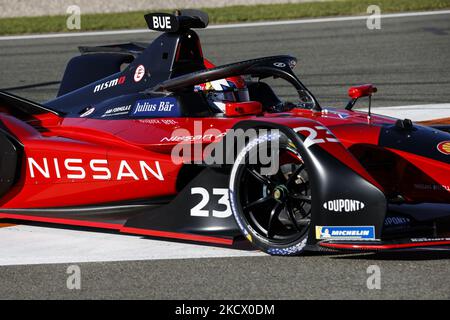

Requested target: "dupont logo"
[
  {"left": 323, "top": 199, "right": 365, "bottom": 213},
  {"left": 93, "top": 76, "right": 126, "bottom": 93}
]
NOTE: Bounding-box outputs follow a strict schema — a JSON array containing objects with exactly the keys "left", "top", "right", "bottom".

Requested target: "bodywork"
[{"left": 0, "top": 11, "right": 449, "bottom": 252}]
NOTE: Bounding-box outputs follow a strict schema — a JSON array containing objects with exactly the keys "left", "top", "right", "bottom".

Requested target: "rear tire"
[{"left": 229, "top": 132, "right": 311, "bottom": 255}]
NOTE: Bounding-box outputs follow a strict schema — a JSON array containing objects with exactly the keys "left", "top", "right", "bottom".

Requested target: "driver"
[{"left": 194, "top": 76, "right": 261, "bottom": 114}]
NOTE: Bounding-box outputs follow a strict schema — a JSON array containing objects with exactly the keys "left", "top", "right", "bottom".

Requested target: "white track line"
[
  {"left": 1, "top": 10, "right": 450, "bottom": 41},
  {"left": 358, "top": 103, "right": 450, "bottom": 121},
  {"left": 0, "top": 225, "right": 265, "bottom": 266}
]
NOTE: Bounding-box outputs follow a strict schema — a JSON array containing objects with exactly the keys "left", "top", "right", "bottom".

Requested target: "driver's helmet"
[{"left": 194, "top": 76, "right": 250, "bottom": 113}]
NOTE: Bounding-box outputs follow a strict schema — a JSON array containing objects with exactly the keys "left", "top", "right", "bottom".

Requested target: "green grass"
[{"left": 1, "top": 0, "right": 450, "bottom": 35}]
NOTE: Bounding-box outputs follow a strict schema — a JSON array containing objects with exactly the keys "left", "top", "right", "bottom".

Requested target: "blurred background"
[
  {"left": 0, "top": 0, "right": 326, "bottom": 17},
  {"left": 0, "top": 0, "right": 449, "bottom": 108}
]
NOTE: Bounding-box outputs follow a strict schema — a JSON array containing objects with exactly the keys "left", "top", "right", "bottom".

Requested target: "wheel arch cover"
[{"left": 225, "top": 120, "right": 387, "bottom": 248}]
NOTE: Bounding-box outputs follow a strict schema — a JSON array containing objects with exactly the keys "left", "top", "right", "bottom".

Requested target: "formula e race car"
[{"left": 0, "top": 10, "right": 449, "bottom": 255}]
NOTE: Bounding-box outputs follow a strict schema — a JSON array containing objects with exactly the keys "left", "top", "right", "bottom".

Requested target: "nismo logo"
[{"left": 93, "top": 76, "right": 126, "bottom": 93}]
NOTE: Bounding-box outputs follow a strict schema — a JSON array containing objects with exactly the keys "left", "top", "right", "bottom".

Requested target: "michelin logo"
[
  {"left": 316, "top": 226, "right": 375, "bottom": 240},
  {"left": 323, "top": 199, "right": 365, "bottom": 213}
]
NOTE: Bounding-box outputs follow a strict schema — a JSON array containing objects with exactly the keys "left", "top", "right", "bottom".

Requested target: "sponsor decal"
[
  {"left": 323, "top": 199, "right": 365, "bottom": 213},
  {"left": 27, "top": 158, "right": 164, "bottom": 181},
  {"left": 414, "top": 183, "right": 450, "bottom": 192},
  {"left": 316, "top": 226, "right": 375, "bottom": 240},
  {"left": 138, "top": 119, "right": 178, "bottom": 125},
  {"left": 132, "top": 97, "right": 180, "bottom": 117},
  {"left": 273, "top": 62, "right": 286, "bottom": 68},
  {"left": 93, "top": 76, "right": 126, "bottom": 93},
  {"left": 288, "top": 59, "right": 297, "bottom": 69},
  {"left": 437, "top": 141, "right": 450, "bottom": 155},
  {"left": 79, "top": 107, "right": 95, "bottom": 118},
  {"left": 411, "top": 237, "right": 450, "bottom": 242},
  {"left": 102, "top": 104, "right": 132, "bottom": 118},
  {"left": 134, "top": 65, "right": 145, "bottom": 82},
  {"left": 161, "top": 132, "right": 226, "bottom": 143},
  {"left": 384, "top": 216, "right": 410, "bottom": 226}
]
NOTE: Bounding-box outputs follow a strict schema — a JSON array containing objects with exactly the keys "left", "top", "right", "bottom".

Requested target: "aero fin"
[{"left": 0, "top": 90, "right": 64, "bottom": 117}]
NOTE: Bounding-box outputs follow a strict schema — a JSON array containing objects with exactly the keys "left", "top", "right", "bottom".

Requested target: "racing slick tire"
[{"left": 229, "top": 131, "right": 311, "bottom": 255}]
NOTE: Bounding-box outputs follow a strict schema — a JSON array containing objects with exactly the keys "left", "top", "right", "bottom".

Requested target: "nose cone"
[{"left": 379, "top": 123, "right": 450, "bottom": 164}]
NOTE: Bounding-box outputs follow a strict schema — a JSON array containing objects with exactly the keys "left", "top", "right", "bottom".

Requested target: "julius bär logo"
[{"left": 437, "top": 141, "right": 450, "bottom": 155}]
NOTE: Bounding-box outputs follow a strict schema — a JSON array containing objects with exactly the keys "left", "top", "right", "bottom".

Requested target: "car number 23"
[{"left": 190, "top": 187, "right": 232, "bottom": 218}]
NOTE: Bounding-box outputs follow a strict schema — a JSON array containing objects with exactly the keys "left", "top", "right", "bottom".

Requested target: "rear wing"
[
  {"left": 144, "top": 9, "right": 209, "bottom": 33},
  {"left": 78, "top": 42, "right": 148, "bottom": 57},
  {"left": 0, "top": 91, "right": 63, "bottom": 117}
]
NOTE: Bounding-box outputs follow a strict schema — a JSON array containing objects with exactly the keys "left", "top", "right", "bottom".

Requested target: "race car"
[{"left": 0, "top": 10, "right": 449, "bottom": 255}]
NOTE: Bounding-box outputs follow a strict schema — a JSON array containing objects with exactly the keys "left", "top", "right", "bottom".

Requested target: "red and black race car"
[{"left": 0, "top": 10, "right": 449, "bottom": 255}]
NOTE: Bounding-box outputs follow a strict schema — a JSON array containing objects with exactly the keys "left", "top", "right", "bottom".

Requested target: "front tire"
[{"left": 229, "top": 132, "right": 312, "bottom": 255}]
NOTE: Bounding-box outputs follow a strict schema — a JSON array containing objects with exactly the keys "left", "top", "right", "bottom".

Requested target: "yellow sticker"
[
  {"left": 315, "top": 226, "right": 323, "bottom": 239},
  {"left": 437, "top": 141, "right": 450, "bottom": 155}
]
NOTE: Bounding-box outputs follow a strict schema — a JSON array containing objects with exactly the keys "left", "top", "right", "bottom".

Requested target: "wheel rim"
[{"left": 236, "top": 146, "right": 311, "bottom": 244}]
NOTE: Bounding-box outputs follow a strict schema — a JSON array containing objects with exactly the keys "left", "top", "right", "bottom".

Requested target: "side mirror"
[
  {"left": 346, "top": 84, "right": 377, "bottom": 111},
  {"left": 348, "top": 84, "right": 377, "bottom": 100}
]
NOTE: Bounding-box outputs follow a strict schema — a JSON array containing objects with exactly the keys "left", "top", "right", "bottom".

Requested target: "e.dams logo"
[
  {"left": 437, "top": 141, "right": 450, "bottom": 155},
  {"left": 323, "top": 199, "right": 365, "bottom": 213},
  {"left": 134, "top": 65, "right": 146, "bottom": 82}
]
